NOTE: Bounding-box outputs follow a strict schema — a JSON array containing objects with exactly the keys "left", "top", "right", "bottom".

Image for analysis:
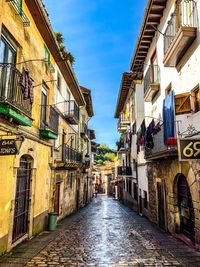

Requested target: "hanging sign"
[
  {"left": 0, "top": 139, "right": 18, "bottom": 155},
  {"left": 178, "top": 138, "right": 200, "bottom": 161}
]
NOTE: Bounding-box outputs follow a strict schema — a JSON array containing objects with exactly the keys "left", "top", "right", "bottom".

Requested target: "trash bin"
[{"left": 48, "top": 212, "right": 57, "bottom": 231}]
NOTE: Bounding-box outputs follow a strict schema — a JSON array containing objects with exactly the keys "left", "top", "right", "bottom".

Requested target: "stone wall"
[{"left": 147, "top": 157, "right": 200, "bottom": 250}]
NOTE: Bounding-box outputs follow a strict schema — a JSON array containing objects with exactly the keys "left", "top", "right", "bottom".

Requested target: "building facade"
[
  {"left": 128, "top": 0, "right": 200, "bottom": 250},
  {"left": 0, "top": 0, "right": 95, "bottom": 255}
]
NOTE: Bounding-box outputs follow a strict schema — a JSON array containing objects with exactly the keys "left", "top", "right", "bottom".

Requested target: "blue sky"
[{"left": 43, "top": 0, "right": 146, "bottom": 149}]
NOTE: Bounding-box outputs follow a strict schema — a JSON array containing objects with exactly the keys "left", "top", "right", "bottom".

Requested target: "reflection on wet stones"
[{"left": 23, "top": 196, "right": 200, "bottom": 266}]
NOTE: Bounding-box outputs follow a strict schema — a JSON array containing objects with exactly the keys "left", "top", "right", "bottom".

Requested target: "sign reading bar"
[
  {"left": 178, "top": 138, "right": 200, "bottom": 161},
  {"left": 0, "top": 139, "right": 18, "bottom": 155}
]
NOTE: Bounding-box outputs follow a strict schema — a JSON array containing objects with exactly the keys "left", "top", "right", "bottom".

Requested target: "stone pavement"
[{"left": 1, "top": 196, "right": 200, "bottom": 267}]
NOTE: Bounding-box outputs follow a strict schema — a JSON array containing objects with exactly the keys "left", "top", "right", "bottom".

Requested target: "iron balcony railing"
[
  {"left": 63, "top": 144, "right": 83, "bottom": 163},
  {"left": 144, "top": 65, "right": 160, "bottom": 95},
  {"left": 164, "top": 0, "right": 197, "bottom": 54},
  {"left": 81, "top": 123, "right": 88, "bottom": 135},
  {"left": 0, "top": 63, "right": 33, "bottom": 117},
  {"left": 40, "top": 106, "right": 59, "bottom": 134},
  {"left": 145, "top": 124, "right": 177, "bottom": 159},
  {"left": 64, "top": 100, "right": 80, "bottom": 122},
  {"left": 118, "top": 166, "right": 132, "bottom": 176},
  {"left": 6, "top": 0, "right": 30, "bottom": 27},
  {"left": 117, "top": 140, "right": 125, "bottom": 151}
]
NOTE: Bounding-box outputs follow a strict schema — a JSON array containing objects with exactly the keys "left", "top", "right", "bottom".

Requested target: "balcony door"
[
  {"left": 0, "top": 34, "right": 16, "bottom": 99},
  {"left": 40, "top": 85, "right": 48, "bottom": 128},
  {"left": 150, "top": 50, "right": 158, "bottom": 83}
]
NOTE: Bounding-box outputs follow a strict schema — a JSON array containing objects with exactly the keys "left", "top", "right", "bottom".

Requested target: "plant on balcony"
[{"left": 54, "top": 32, "right": 75, "bottom": 65}]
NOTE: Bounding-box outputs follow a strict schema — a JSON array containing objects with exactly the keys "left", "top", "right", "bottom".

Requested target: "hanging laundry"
[
  {"left": 19, "top": 68, "right": 34, "bottom": 103},
  {"left": 163, "top": 90, "right": 175, "bottom": 144},
  {"left": 145, "top": 120, "right": 154, "bottom": 149},
  {"left": 141, "top": 119, "right": 146, "bottom": 137},
  {"left": 152, "top": 121, "right": 162, "bottom": 135}
]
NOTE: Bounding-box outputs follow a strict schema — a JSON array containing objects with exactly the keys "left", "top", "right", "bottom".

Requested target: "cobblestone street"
[{"left": 1, "top": 196, "right": 200, "bottom": 267}]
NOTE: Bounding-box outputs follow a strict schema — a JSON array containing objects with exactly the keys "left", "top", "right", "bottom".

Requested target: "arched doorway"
[
  {"left": 177, "top": 174, "right": 195, "bottom": 241},
  {"left": 12, "top": 155, "right": 32, "bottom": 243}
]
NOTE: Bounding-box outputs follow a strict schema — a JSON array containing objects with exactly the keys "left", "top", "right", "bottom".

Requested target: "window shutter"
[{"left": 175, "top": 93, "right": 191, "bottom": 114}]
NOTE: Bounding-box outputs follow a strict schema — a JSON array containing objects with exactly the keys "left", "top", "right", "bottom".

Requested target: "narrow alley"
[{"left": 1, "top": 196, "right": 200, "bottom": 267}]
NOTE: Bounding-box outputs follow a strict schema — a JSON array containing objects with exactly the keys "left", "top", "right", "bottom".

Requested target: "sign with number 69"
[{"left": 178, "top": 139, "right": 200, "bottom": 161}]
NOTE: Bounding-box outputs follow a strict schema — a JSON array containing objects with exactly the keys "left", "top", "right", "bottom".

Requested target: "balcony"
[
  {"left": 117, "top": 114, "right": 130, "bottom": 133},
  {"left": 63, "top": 144, "right": 83, "bottom": 164},
  {"left": 145, "top": 125, "right": 177, "bottom": 160},
  {"left": 118, "top": 166, "right": 132, "bottom": 176},
  {"left": 0, "top": 64, "right": 33, "bottom": 126},
  {"left": 164, "top": 0, "right": 197, "bottom": 67},
  {"left": 64, "top": 100, "right": 79, "bottom": 125},
  {"left": 144, "top": 65, "right": 160, "bottom": 102},
  {"left": 39, "top": 106, "right": 59, "bottom": 139},
  {"left": 6, "top": 0, "right": 30, "bottom": 27},
  {"left": 80, "top": 123, "right": 88, "bottom": 138},
  {"left": 88, "top": 129, "right": 96, "bottom": 140},
  {"left": 117, "top": 139, "right": 126, "bottom": 152}
]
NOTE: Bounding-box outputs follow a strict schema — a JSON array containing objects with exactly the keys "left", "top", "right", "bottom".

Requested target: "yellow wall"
[{"left": 0, "top": 0, "right": 57, "bottom": 253}]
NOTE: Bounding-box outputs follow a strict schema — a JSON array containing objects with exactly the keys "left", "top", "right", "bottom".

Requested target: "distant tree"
[
  {"left": 95, "top": 144, "right": 117, "bottom": 165},
  {"left": 104, "top": 152, "right": 117, "bottom": 162},
  {"left": 96, "top": 159, "right": 104, "bottom": 165},
  {"left": 96, "top": 144, "right": 110, "bottom": 155}
]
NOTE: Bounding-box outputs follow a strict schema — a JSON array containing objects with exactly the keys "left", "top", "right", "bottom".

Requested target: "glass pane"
[
  {"left": 7, "top": 47, "right": 16, "bottom": 64},
  {"left": 41, "top": 92, "right": 47, "bottom": 123},
  {"left": 0, "top": 39, "right": 5, "bottom": 62}
]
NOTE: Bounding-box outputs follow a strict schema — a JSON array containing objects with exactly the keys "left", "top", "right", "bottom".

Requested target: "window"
[
  {"left": 44, "top": 45, "right": 50, "bottom": 66},
  {"left": 133, "top": 183, "right": 138, "bottom": 200},
  {"left": 191, "top": 86, "right": 200, "bottom": 113},
  {"left": 150, "top": 49, "right": 158, "bottom": 83},
  {"left": 143, "top": 191, "right": 148, "bottom": 209},
  {"left": 40, "top": 84, "right": 47, "bottom": 127},
  {"left": 0, "top": 32, "right": 16, "bottom": 64},
  {"left": 57, "top": 72, "right": 61, "bottom": 92}
]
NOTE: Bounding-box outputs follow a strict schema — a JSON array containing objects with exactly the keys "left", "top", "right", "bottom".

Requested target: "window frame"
[{"left": 44, "top": 45, "right": 50, "bottom": 67}]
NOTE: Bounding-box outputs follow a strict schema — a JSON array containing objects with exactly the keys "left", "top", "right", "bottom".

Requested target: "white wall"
[{"left": 143, "top": 0, "right": 200, "bottom": 135}]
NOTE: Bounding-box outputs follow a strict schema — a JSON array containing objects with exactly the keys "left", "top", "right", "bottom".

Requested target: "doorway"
[
  {"left": 54, "top": 183, "right": 61, "bottom": 215},
  {"left": 12, "top": 156, "right": 32, "bottom": 243},
  {"left": 157, "top": 182, "right": 166, "bottom": 229},
  {"left": 177, "top": 175, "right": 195, "bottom": 241}
]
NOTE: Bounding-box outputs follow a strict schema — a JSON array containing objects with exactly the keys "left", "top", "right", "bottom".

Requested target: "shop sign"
[
  {"left": 0, "top": 139, "right": 18, "bottom": 155},
  {"left": 178, "top": 138, "right": 200, "bottom": 161}
]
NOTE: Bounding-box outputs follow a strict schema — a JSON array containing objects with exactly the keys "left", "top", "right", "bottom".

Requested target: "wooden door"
[
  {"left": 54, "top": 183, "right": 60, "bottom": 215},
  {"left": 157, "top": 183, "right": 166, "bottom": 229},
  {"left": 12, "top": 156, "right": 31, "bottom": 243},
  {"left": 178, "top": 175, "right": 195, "bottom": 240}
]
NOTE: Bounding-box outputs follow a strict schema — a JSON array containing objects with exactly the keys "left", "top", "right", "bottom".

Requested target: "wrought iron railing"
[
  {"left": 40, "top": 106, "right": 59, "bottom": 134},
  {"left": 118, "top": 166, "right": 132, "bottom": 176},
  {"left": 145, "top": 124, "right": 177, "bottom": 158},
  {"left": 81, "top": 123, "right": 88, "bottom": 135},
  {"left": 117, "top": 140, "right": 125, "bottom": 151},
  {"left": 164, "top": 0, "right": 197, "bottom": 54},
  {"left": 0, "top": 63, "right": 33, "bottom": 117},
  {"left": 144, "top": 65, "right": 160, "bottom": 95},
  {"left": 6, "top": 0, "right": 30, "bottom": 27},
  {"left": 63, "top": 144, "right": 83, "bottom": 163},
  {"left": 64, "top": 100, "right": 80, "bottom": 121}
]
